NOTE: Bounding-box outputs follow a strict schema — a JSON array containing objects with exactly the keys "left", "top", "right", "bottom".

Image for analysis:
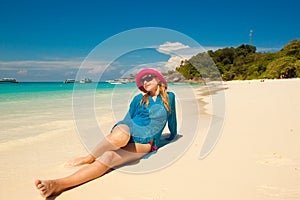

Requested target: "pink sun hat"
[{"left": 135, "top": 68, "right": 168, "bottom": 93}]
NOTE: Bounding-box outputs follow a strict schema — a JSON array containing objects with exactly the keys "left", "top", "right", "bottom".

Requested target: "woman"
[{"left": 34, "top": 68, "right": 177, "bottom": 198}]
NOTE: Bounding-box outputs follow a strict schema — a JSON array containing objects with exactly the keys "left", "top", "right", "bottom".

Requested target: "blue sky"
[{"left": 0, "top": 0, "right": 299, "bottom": 81}]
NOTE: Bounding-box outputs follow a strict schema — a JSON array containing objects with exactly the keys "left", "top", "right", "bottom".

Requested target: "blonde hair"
[{"left": 140, "top": 83, "right": 170, "bottom": 112}]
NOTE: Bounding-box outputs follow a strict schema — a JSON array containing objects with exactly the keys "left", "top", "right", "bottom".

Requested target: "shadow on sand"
[{"left": 45, "top": 134, "right": 182, "bottom": 200}]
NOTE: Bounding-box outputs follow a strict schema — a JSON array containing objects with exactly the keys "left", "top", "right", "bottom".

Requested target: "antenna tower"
[{"left": 249, "top": 30, "right": 253, "bottom": 46}]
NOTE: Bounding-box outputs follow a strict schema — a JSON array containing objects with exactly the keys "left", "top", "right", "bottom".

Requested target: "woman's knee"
[
  {"left": 98, "top": 151, "right": 119, "bottom": 167},
  {"left": 108, "top": 125, "right": 130, "bottom": 147}
]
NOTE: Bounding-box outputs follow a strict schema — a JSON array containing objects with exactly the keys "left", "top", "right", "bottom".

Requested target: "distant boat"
[
  {"left": 106, "top": 80, "right": 123, "bottom": 84},
  {"left": 105, "top": 78, "right": 132, "bottom": 84},
  {"left": 0, "top": 78, "right": 18, "bottom": 83},
  {"left": 64, "top": 79, "right": 76, "bottom": 83},
  {"left": 80, "top": 78, "right": 92, "bottom": 84},
  {"left": 110, "top": 82, "right": 123, "bottom": 85}
]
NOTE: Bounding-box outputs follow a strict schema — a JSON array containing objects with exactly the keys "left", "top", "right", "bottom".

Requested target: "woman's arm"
[
  {"left": 122, "top": 94, "right": 143, "bottom": 121},
  {"left": 167, "top": 92, "right": 177, "bottom": 140}
]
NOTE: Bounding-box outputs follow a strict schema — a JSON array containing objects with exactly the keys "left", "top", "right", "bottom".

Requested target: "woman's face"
[{"left": 141, "top": 74, "right": 159, "bottom": 93}]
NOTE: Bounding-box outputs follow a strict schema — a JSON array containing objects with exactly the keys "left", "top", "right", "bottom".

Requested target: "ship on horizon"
[{"left": 0, "top": 78, "right": 19, "bottom": 83}]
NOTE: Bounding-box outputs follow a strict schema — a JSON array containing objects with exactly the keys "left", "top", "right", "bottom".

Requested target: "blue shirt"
[{"left": 116, "top": 91, "right": 177, "bottom": 148}]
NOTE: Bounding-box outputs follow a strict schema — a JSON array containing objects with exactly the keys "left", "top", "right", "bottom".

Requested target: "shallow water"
[
  {"left": 0, "top": 82, "right": 135, "bottom": 143},
  {"left": 0, "top": 82, "right": 199, "bottom": 146}
]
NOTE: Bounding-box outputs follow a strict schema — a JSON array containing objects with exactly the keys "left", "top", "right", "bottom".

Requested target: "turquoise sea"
[
  {"left": 0, "top": 82, "right": 136, "bottom": 95},
  {"left": 0, "top": 82, "right": 199, "bottom": 148},
  {"left": 0, "top": 82, "right": 138, "bottom": 145}
]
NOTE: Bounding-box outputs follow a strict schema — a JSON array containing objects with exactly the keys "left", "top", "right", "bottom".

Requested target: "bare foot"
[
  {"left": 65, "top": 155, "right": 95, "bottom": 167},
  {"left": 34, "top": 179, "right": 61, "bottom": 198}
]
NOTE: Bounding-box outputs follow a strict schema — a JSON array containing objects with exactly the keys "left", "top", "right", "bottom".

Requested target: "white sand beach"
[{"left": 1, "top": 79, "right": 300, "bottom": 200}]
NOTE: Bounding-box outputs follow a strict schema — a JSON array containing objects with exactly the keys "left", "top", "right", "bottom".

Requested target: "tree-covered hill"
[{"left": 176, "top": 39, "right": 300, "bottom": 81}]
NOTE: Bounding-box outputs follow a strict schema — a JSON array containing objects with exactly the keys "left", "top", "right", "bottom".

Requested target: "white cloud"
[
  {"left": 164, "top": 56, "right": 182, "bottom": 69},
  {"left": 257, "top": 47, "right": 281, "bottom": 52},
  {"left": 157, "top": 42, "right": 189, "bottom": 53},
  {"left": 0, "top": 58, "right": 112, "bottom": 80},
  {"left": 64, "top": 71, "right": 76, "bottom": 76},
  {"left": 17, "top": 69, "right": 28, "bottom": 75},
  {"left": 0, "top": 59, "right": 82, "bottom": 70},
  {"left": 155, "top": 42, "right": 208, "bottom": 71},
  {"left": 119, "top": 69, "right": 126, "bottom": 75},
  {"left": 86, "top": 66, "right": 105, "bottom": 75},
  {"left": 0, "top": 58, "right": 92, "bottom": 81}
]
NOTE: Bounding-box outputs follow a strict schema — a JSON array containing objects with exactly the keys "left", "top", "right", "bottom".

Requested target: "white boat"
[
  {"left": 0, "top": 78, "right": 18, "bottom": 83},
  {"left": 110, "top": 82, "right": 123, "bottom": 85},
  {"left": 106, "top": 79, "right": 130, "bottom": 84},
  {"left": 64, "top": 79, "right": 76, "bottom": 83},
  {"left": 106, "top": 80, "right": 123, "bottom": 84},
  {"left": 80, "top": 78, "right": 92, "bottom": 84}
]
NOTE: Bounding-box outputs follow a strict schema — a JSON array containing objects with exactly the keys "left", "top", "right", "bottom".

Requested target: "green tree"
[
  {"left": 235, "top": 44, "right": 256, "bottom": 57},
  {"left": 295, "top": 60, "right": 300, "bottom": 77},
  {"left": 189, "top": 52, "right": 220, "bottom": 79},
  {"left": 175, "top": 39, "right": 300, "bottom": 81},
  {"left": 264, "top": 56, "right": 297, "bottom": 78},
  {"left": 280, "top": 39, "right": 300, "bottom": 59},
  {"left": 176, "top": 62, "right": 200, "bottom": 79}
]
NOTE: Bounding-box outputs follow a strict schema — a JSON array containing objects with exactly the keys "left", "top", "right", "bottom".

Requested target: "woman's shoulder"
[
  {"left": 132, "top": 93, "right": 143, "bottom": 101},
  {"left": 129, "top": 93, "right": 143, "bottom": 106},
  {"left": 167, "top": 91, "right": 176, "bottom": 103}
]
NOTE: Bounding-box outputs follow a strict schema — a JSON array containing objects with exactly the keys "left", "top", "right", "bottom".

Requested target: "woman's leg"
[
  {"left": 35, "top": 142, "right": 151, "bottom": 198},
  {"left": 35, "top": 161, "right": 109, "bottom": 198},
  {"left": 66, "top": 124, "right": 131, "bottom": 166}
]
